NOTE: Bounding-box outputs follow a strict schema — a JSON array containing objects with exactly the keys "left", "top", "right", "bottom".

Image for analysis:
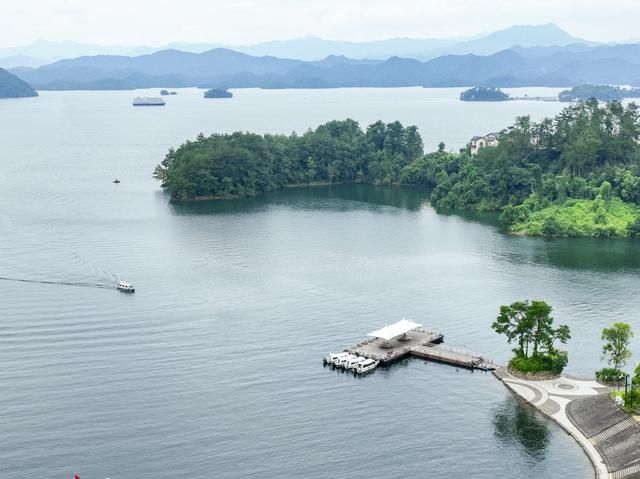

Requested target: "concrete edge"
[
  {"left": 492, "top": 370, "right": 605, "bottom": 479},
  {"left": 565, "top": 399, "right": 614, "bottom": 474}
]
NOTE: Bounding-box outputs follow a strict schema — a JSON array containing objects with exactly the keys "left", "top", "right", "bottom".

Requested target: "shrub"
[
  {"left": 510, "top": 352, "right": 568, "bottom": 375},
  {"left": 596, "top": 367, "right": 625, "bottom": 383}
]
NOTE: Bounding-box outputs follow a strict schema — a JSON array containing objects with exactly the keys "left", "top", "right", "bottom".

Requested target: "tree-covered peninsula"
[
  {"left": 154, "top": 119, "right": 423, "bottom": 200},
  {"left": 0, "top": 68, "right": 38, "bottom": 99},
  {"left": 425, "top": 100, "right": 640, "bottom": 238},
  {"left": 460, "top": 87, "right": 510, "bottom": 101},
  {"left": 155, "top": 100, "right": 640, "bottom": 238}
]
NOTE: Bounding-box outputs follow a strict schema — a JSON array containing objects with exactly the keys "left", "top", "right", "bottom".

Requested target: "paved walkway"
[
  {"left": 567, "top": 394, "right": 640, "bottom": 477},
  {"left": 494, "top": 367, "right": 611, "bottom": 478}
]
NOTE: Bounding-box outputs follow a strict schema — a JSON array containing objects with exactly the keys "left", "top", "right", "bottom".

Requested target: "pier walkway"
[{"left": 348, "top": 327, "right": 497, "bottom": 371}]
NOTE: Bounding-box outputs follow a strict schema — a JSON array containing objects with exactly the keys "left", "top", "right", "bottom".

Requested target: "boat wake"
[{"left": 0, "top": 276, "right": 115, "bottom": 290}]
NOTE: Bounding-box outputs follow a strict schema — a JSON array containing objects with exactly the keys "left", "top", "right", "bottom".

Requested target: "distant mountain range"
[
  {"left": 0, "top": 23, "right": 594, "bottom": 68},
  {"left": 12, "top": 40, "right": 640, "bottom": 91}
]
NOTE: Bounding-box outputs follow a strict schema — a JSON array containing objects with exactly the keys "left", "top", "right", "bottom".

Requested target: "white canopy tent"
[{"left": 367, "top": 318, "right": 422, "bottom": 341}]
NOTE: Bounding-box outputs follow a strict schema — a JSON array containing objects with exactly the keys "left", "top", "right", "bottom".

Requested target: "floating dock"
[{"left": 334, "top": 319, "right": 497, "bottom": 372}]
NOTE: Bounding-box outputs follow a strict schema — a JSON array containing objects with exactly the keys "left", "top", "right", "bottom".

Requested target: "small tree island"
[
  {"left": 204, "top": 88, "right": 233, "bottom": 99},
  {"left": 460, "top": 86, "right": 510, "bottom": 102},
  {"left": 492, "top": 300, "right": 571, "bottom": 379}
]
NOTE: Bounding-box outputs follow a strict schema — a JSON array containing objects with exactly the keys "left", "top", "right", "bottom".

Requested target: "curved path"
[{"left": 494, "top": 367, "right": 610, "bottom": 478}]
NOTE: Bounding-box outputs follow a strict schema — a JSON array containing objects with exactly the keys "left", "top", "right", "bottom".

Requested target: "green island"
[
  {"left": 559, "top": 84, "right": 640, "bottom": 102},
  {"left": 204, "top": 88, "right": 233, "bottom": 99},
  {"left": 460, "top": 86, "right": 510, "bottom": 101},
  {"left": 0, "top": 68, "right": 38, "bottom": 99},
  {"left": 155, "top": 100, "right": 640, "bottom": 238}
]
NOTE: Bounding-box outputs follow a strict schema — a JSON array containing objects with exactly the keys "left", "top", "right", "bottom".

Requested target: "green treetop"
[
  {"left": 601, "top": 322, "right": 633, "bottom": 371},
  {"left": 492, "top": 300, "right": 571, "bottom": 374}
]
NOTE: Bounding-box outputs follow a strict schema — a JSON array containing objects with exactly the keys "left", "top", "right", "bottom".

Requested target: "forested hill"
[
  {"left": 0, "top": 68, "right": 38, "bottom": 98},
  {"left": 425, "top": 100, "right": 640, "bottom": 237},
  {"left": 154, "top": 120, "right": 424, "bottom": 200}
]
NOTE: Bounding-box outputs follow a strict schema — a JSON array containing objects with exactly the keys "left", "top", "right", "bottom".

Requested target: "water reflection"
[
  {"left": 495, "top": 236, "right": 640, "bottom": 272},
  {"left": 170, "top": 183, "right": 640, "bottom": 273},
  {"left": 493, "top": 398, "right": 551, "bottom": 460},
  {"left": 169, "top": 184, "right": 430, "bottom": 215}
]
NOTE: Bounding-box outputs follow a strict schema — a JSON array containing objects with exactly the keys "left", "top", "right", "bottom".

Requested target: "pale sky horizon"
[{"left": 2, "top": 0, "right": 639, "bottom": 48}]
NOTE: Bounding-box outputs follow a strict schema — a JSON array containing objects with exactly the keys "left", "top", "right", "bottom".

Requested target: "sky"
[{"left": 2, "top": 0, "right": 639, "bottom": 47}]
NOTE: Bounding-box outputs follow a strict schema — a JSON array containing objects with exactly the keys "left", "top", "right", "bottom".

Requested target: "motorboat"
[
  {"left": 354, "top": 358, "right": 379, "bottom": 374},
  {"left": 324, "top": 352, "right": 349, "bottom": 365},
  {"left": 334, "top": 353, "right": 358, "bottom": 368},
  {"left": 113, "top": 178, "right": 121, "bottom": 184},
  {"left": 117, "top": 281, "right": 135, "bottom": 293},
  {"left": 344, "top": 356, "right": 367, "bottom": 370}
]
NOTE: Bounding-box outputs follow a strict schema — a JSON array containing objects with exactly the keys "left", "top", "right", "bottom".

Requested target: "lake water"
[{"left": 3, "top": 87, "right": 639, "bottom": 478}]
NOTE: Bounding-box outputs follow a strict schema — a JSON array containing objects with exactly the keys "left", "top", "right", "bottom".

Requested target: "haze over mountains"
[
  {"left": 4, "top": 23, "right": 640, "bottom": 91},
  {"left": 0, "top": 23, "right": 596, "bottom": 68}
]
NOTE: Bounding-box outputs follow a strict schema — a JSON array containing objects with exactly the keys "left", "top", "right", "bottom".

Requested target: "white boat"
[
  {"left": 334, "top": 353, "right": 358, "bottom": 368},
  {"left": 117, "top": 281, "right": 135, "bottom": 293},
  {"left": 354, "top": 358, "right": 379, "bottom": 374},
  {"left": 132, "top": 97, "right": 165, "bottom": 106},
  {"left": 344, "top": 356, "right": 367, "bottom": 370},
  {"left": 324, "top": 352, "right": 349, "bottom": 365}
]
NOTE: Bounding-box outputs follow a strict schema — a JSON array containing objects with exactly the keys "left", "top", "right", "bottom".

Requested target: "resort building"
[{"left": 470, "top": 132, "right": 500, "bottom": 155}]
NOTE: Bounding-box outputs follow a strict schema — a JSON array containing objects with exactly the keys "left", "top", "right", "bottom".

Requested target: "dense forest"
[
  {"left": 154, "top": 119, "right": 424, "bottom": 200},
  {"left": 425, "top": 100, "right": 640, "bottom": 237},
  {"left": 155, "top": 100, "right": 640, "bottom": 238},
  {"left": 460, "top": 87, "right": 510, "bottom": 102}
]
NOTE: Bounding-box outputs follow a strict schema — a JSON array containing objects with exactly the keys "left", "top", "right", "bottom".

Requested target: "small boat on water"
[
  {"left": 113, "top": 178, "right": 121, "bottom": 184},
  {"left": 344, "top": 356, "right": 367, "bottom": 370},
  {"left": 117, "top": 281, "right": 135, "bottom": 293},
  {"left": 132, "top": 97, "right": 165, "bottom": 106},
  {"left": 324, "top": 352, "right": 349, "bottom": 365},
  {"left": 334, "top": 353, "right": 358, "bottom": 368},
  {"left": 354, "top": 358, "right": 379, "bottom": 374}
]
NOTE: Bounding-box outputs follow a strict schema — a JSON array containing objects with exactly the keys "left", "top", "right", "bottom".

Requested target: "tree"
[
  {"left": 492, "top": 301, "right": 532, "bottom": 357},
  {"left": 492, "top": 300, "right": 570, "bottom": 359},
  {"left": 492, "top": 300, "right": 571, "bottom": 374},
  {"left": 601, "top": 322, "right": 633, "bottom": 371}
]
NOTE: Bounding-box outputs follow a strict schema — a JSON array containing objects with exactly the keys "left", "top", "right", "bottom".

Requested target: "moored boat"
[
  {"left": 324, "top": 352, "right": 349, "bottom": 365},
  {"left": 354, "top": 358, "right": 379, "bottom": 374},
  {"left": 344, "top": 356, "right": 367, "bottom": 370},
  {"left": 334, "top": 353, "right": 358, "bottom": 368}
]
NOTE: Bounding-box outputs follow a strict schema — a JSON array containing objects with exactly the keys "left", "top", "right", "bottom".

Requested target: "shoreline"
[
  {"left": 493, "top": 367, "right": 609, "bottom": 478},
  {"left": 170, "top": 181, "right": 421, "bottom": 202}
]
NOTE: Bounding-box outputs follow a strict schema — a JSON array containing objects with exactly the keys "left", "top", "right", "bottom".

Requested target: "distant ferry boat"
[{"left": 132, "top": 97, "right": 165, "bottom": 106}]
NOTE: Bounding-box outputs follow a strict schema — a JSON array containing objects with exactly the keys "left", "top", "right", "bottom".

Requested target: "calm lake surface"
[{"left": 3, "top": 87, "right": 639, "bottom": 478}]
